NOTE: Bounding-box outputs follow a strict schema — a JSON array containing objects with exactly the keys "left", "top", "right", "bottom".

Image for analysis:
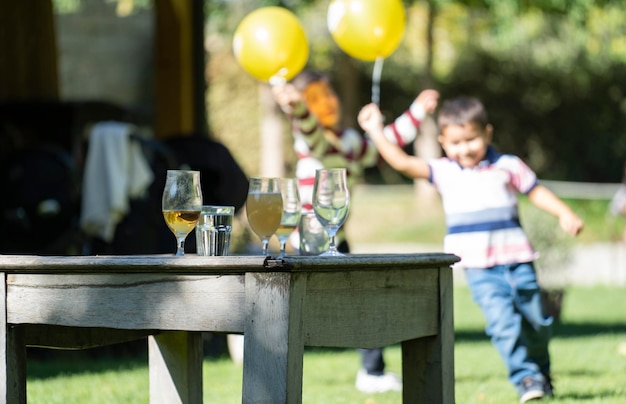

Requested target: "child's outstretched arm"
[
  {"left": 358, "top": 103, "right": 430, "bottom": 180},
  {"left": 271, "top": 82, "right": 321, "bottom": 138},
  {"left": 271, "top": 83, "right": 306, "bottom": 116},
  {"left": 382, "top": 89, "right": 440, "bottom": 146},
  {"left": 528, "top": 185, "right": 584, "bottom": 236},
  {"left": 414, "top": 89, "right": 439, "bottom": 115}
]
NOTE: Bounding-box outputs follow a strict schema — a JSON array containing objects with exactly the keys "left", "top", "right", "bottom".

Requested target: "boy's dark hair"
[
  {"left": 291, "top": 70, "right": 330, "bottom": 92},
  {"left": 437, "top": 96, "right": 489, "bottom": 130}
]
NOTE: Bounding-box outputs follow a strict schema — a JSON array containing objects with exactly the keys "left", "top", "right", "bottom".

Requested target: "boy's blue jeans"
[{"left": 465, "top": 262, "right": 552, "bottom": 386}]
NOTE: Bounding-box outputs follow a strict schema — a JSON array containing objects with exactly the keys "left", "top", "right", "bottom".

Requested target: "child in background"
[
  {"left": 272, "top": 70, "right": 438, "bottom": 393},
  {"left": 358, "top": 96, "right": 583, "bottom": 403}
]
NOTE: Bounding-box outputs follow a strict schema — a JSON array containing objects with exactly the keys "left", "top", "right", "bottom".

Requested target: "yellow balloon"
[
  {"left": 233, "top": 7, "right": 309, "bottom": 83},
  {"left": 327, "top": 0, "right": 406, "bottom": 61}
]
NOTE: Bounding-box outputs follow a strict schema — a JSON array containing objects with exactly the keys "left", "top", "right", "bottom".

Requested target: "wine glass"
[
  {"left": 312, "top": 168, "right": 350, "bottom": 256},
  {"left": 276, "top": 178, "right": 302, "bottom": 258},
  {"left": 246, "top": 177, "right": 283, "bottom": 256},
  {"left": 162, "top": 170, "right": 203, "bottom": 256}
]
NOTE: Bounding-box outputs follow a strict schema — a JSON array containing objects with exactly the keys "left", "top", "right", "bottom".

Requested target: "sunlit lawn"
[{"left": 26, "top": 286, "right": 626, "bottom": 403}]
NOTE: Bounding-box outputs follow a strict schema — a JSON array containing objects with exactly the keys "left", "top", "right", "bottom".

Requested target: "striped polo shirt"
[{"left": 429, "top": 146, "right": 540, "bottom": 268}]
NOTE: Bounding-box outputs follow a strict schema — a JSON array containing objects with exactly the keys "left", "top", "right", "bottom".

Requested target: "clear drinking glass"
[
  {"left": 162, "top": 170, "right": 203, "bottom": 256},
  {"left": 195, "top": 205, "right": 234, "bottom": 256},
  {"left": 276, "top": 178, "right": 301, "bottom": 258},
  {"left": 298, "top": 211, "right": 329, "bottom": 256},
  {"left": 312, "top": 168, "right": 350, "bottom": 256},
  {"left": 246, "top": 177, "right": 283, "bottom": 256}
]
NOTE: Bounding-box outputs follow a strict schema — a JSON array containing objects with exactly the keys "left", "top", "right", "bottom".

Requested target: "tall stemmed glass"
[
  {"left": 312, "top": 168, "right": 350, "bottom": 256},
  {"left": 276, "top": 178, "right": 302, "bottom": 258},
  {"left": 162, "top": 170, "right": 203, "bottom": 256},
  {"left": 246, "top": 177, "right": 283, "bottom": 256}
]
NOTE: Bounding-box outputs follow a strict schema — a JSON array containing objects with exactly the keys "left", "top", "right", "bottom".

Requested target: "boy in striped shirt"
[{"left": 358, "top": 96, "right": 583, "bottom": 403}]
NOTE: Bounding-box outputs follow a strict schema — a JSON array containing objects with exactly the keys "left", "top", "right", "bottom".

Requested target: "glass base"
[
  {"left": 320, "top": 234, "right": 344, "bottom": 257},
  {"left": 175, "top": 236, "right": 186, "bottom": 256},
  {"left": 319, "top": 248, "right": 344, "bottom": 257}
]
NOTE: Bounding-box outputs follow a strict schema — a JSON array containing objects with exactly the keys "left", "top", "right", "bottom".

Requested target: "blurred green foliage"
[
  {"left": 54, "top": 0, "right": 626, "bottom": 182},
  {"left": 252, "top": 0, "right": 626, "bottom": 183}
]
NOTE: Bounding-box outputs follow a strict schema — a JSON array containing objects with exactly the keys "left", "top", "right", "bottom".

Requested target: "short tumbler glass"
[
  {"left": 298, "top": 212, "right": 329, "bottom": 256},
  {"left": 195, "top": 205, "right": 235, "bottom": 256}
]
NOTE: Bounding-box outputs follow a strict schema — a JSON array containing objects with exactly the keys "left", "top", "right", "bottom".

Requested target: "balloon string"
[{"left": 371, "top": 56, "right": 384, "bottom": 106}]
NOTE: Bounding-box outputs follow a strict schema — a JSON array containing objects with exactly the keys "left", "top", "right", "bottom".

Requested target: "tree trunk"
[
  {"left": 414, "top": 116, "right": 441, "bottom": 209},
  {"left": 258, "top": 83, "right": 284, "bottom": 177},
  {"left": 334, "top": 51, "right": 359, "bottom": 130},
  {"left": 413, "top": 0, "right": 440, "bottom": 209}
]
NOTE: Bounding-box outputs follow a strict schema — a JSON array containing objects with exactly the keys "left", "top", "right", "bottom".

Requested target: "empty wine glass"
[
  {"left": 246, "top": 177, "right": 283, "bottom": 256},
  {"left": 162, "top": 170, "right": 203, "bottom": 256},
  {"left": 312, "top": 168, "right": 350, "bottom": 256},
  {"left": 276, "top": 178, "right": 301, "bottom": 258}
]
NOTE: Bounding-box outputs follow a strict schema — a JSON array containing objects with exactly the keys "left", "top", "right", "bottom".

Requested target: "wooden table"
[{"left": 0, "top": 253, "right": 459, "bottom": 403}]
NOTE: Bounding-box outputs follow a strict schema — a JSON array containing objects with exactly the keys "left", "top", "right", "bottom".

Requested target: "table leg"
[
  {"left": 149, "top": 331, "right": 203, "bottom": 404},
  {"left": 0, "top": 273, "right": 26, "bottom": 404},
  {"left": 242, "top": 272, "right": 305, "bottom": 404},
  {"left": 438, "top": 266, "right": 455, "bottom": 403},
  {"left": 401, "top": 266, "right": 455, "bottom": 404}
]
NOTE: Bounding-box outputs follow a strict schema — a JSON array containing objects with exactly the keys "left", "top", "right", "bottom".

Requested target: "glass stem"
[
  {"left": 328, "top": 234, "right": 337, "bottom": 253},
  {"left": 262, "top": 240, "right": 269, "bottom": 256},
  {"left": 176, "top": 237, "right": 185, "bottom": 256}
]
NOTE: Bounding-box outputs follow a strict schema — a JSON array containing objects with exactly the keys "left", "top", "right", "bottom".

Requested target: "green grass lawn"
[{"left": 26, "top": 286, "right": 626, "bottom": 403}]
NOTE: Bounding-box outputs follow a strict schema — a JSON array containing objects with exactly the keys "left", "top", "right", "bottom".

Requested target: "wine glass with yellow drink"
[
  {"left": 162, "top": 170, "right": 203, "bottom": 256},
  {"left": 246, "top": 177, "right": 283, "bottom": 256}
]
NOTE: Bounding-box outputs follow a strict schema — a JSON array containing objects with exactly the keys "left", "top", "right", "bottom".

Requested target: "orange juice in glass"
[{"left": 246, "top": 177, "right": 282, "bottom": 255}]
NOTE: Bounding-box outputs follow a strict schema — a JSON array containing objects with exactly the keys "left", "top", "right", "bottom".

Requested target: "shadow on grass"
[
  {"left": 455, "top": 321, "right": 626, "bottom": 343},
  {"left": 27, "top": 322, "right": 626, "bottom": 380},
  {"left": 27, "top": 354, "right": 147, "bottom": 381},
  {"left": 27, "top": 341, "right": 149, "bottom": 381},
  {"left": 27, "top": 332, "right": 231, "bottom": 380},
  {"left": 551, "top": 321, "right": 626, "bottom": 338}
]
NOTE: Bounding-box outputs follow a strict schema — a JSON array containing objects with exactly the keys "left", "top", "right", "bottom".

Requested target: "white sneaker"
[{"left": 355, "top": 369, "right": 403, "bottom": 393}]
